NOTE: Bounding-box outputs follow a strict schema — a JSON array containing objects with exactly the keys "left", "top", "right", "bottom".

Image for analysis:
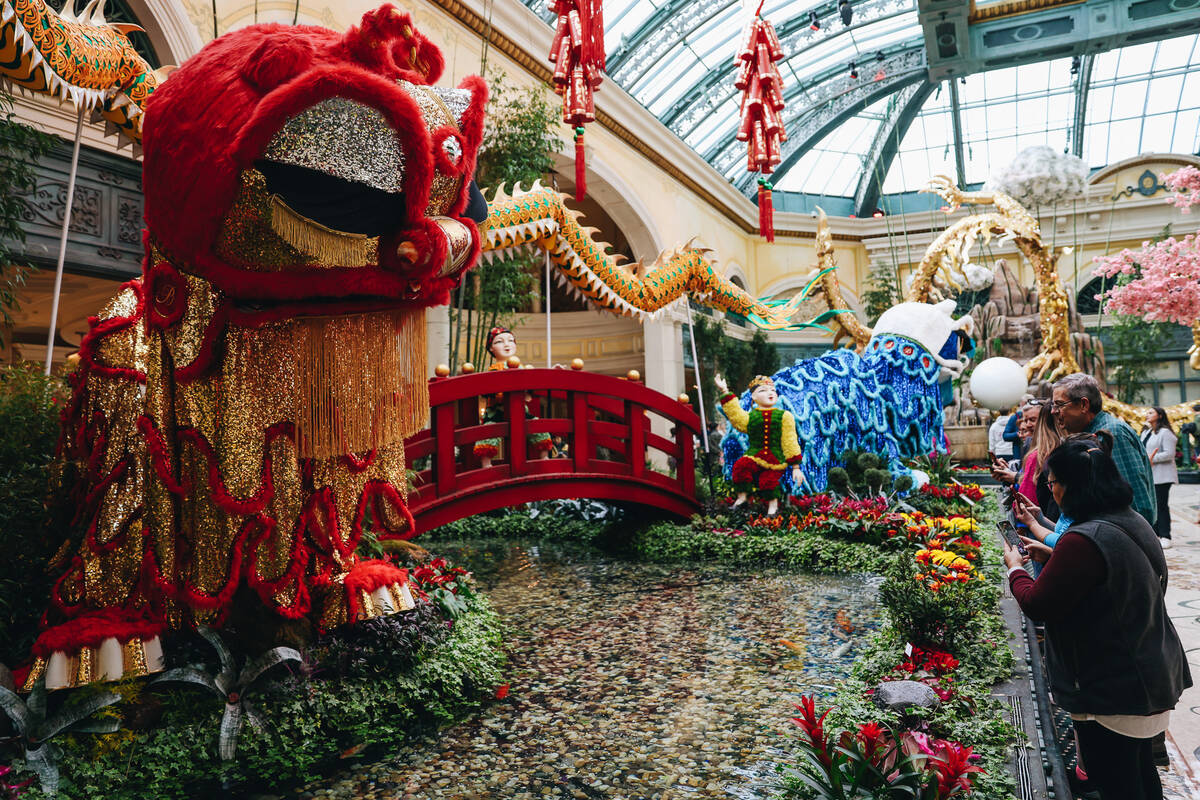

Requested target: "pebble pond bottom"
[{"left": 303, "top": 541, "right": 882, "bottom": 800}]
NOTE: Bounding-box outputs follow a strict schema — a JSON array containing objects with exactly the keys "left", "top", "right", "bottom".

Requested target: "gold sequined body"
[{"left": 54, "top": 271, "right": 417, "bottom": 630}]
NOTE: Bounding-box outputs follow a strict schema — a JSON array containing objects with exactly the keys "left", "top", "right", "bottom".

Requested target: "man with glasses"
[{"left": 1051, "top": 373, "right": 1157, "bottom": 527}]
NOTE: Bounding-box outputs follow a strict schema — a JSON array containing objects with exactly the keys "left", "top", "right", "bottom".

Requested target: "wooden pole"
[
  {"left": 685, "top": 302, "right": 709, "bottom": 452},
  {"left": 44, "top": 107, "right": 84, "bottom": 375}
]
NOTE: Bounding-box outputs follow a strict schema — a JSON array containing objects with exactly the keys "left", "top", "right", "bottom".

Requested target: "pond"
[{"left": 298, "top": 541, "right": 882, "bottom": 800}]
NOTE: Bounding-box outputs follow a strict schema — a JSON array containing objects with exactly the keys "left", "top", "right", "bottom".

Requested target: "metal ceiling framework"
[
  {"left": 520, "top": 0, "right": 1200, "bottom": 206},
  {"left": 852, "top": 79, "right": 937, "bottom": 215}
]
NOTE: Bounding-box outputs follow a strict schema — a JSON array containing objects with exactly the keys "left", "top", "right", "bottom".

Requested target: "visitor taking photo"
[{"left": 1002, "top": 432, "right": 1191, "bottom": 800}]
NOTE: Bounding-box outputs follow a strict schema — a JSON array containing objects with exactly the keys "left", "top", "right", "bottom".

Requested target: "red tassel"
[
  {"left": 574, "top": 127, "right": 587, "bottom": 201},
  {"left": 758, "top": 180, "right": 774, "bottom": 242}
]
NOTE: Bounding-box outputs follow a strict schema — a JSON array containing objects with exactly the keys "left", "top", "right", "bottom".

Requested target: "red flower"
[
  {"left": 931, "top": 740, "right": 984, "bottom": 797},
  {"left": 790, "top": 695, "right": 832, "bottom": 765},
  {"left": 856, "top": 721, "right": 887, "bottom": 759},
  {"left": 495, "top": 683, "right": 510, "bottom": 699}
]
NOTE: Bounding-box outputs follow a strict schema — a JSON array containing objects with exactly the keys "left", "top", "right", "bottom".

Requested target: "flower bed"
[
  {"left": 776, "top": 502, "right": 1019, "bottom": 799},
  {"left": 4, "top": 558, "right": 506, "bottom": 800}
]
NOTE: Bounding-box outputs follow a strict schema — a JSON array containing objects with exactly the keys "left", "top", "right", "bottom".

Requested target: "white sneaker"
[{"left": 1160, "top": 538, "right": 1173, "bottom": 549}]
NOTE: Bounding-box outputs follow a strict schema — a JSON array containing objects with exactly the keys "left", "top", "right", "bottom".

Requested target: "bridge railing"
[{"left": 403, "top": 368, "right": 704, "bottom": 529}]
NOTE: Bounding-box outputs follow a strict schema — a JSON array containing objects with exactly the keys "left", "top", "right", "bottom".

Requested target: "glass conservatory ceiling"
[{"left": 520, "top": 0, "right": 1200, "bottom": 214}]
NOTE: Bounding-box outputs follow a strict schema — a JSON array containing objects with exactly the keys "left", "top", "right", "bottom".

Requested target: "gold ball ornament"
[
  {"left": 434, "top": 364, "right": 451, "bottom": 377},
  {"left": 627, "top": 369, "right": 641, "bottom": 382},
  {"left": 677, "top": 393, "right": 691, "bottom": 404},
  {"left": 570, "top": 358, "right": 585, "bottom": 371},
  {"left": 506, "top": 356, "right": 522, "bottom": 369},
  {"left": 460, "top": 362, "right": 475, "bottom": 374}
]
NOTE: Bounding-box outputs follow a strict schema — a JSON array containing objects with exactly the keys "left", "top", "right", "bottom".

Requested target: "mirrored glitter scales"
[{"left": 260, "top": 97, "right": 407, "bottom": 195}]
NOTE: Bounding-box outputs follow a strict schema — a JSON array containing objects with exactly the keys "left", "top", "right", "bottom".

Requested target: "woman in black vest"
[{"left": 1002, "top": 432, "right": 1191, "bottom": 800}]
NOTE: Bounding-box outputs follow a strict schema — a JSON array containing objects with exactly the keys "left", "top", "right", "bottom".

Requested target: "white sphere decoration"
[
  {"left": 968, "top": 357, "right": 1028, "bottom": 410},
  {"left": 909, "top": 469, "right": 930, "bottom": 490}
]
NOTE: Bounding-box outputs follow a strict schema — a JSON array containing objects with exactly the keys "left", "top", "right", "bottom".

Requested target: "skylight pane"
[
  {"left": 1144, "top": 74, "right": 1184, "bottom": 115},
  {"left": 1117, "top": 41, "right": 1159, "bottom": 76},
  {"left": 1109, "top": 80, "right": 1150, "bottom": 121},
  {"left": 1140, "top": 113, "right": 1175, "bottom": 153},
  {"left": 1171, "top": 109, "right": 1200, "bottom": 153},
  {"left": 1107, "top": 118, "right": 1141, "bottom": 162}
]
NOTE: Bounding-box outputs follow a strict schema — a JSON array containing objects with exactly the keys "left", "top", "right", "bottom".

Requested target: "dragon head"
[{"left": 140, "top": 5, "right": 487, "bottom": 319}]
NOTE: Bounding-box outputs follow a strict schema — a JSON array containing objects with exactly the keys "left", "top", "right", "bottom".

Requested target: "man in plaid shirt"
[{"left": 1052, "top": 373, "right": 1157, "bottom": 527}]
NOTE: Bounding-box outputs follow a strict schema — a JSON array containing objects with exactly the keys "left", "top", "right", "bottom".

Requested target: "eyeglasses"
[
  {"left": 1046, "top": 477, "right": 1058, "bottom": 487},
  {"left": 1050, "top": 398, "right": 1079, "bottom": 410}
]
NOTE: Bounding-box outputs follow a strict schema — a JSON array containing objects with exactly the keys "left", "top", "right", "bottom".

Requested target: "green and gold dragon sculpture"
[
  {"left": 0, "top": 0, "right": 171, "bottom": 147},
  {"left": 480, "top": 181, "right": 835, "bottom": 330}
]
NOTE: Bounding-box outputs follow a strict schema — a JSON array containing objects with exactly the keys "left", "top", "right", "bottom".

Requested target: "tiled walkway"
[{"left": 1163, "top": 482, "right": 1200, "bottom": 799}]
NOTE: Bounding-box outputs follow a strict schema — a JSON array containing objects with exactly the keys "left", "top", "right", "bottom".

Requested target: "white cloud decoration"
[
  {"left": 987, "top": 145, "right": 1088, "bottom": 208},
  {"left": 961, "top": 262, "right": 995, "bottom": 291}
]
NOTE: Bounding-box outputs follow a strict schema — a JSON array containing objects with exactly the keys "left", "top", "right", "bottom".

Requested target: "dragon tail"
[{"left": 482, "top": 183, "right": 845, "bottom": 332}]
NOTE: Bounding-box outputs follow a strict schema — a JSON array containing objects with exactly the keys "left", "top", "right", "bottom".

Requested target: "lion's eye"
[{"left": 441, "top": 136, "right": 462, "bottom": 167}]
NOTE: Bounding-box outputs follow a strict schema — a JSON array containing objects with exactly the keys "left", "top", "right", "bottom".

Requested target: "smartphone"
[{"left": 998, "top": 520, "right": 1028, "bottom": 555}]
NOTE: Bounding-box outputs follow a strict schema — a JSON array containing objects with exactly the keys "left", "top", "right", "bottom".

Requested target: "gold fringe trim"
[
  {"left": 21, "top": 656, "right": 46, "bottom": 692},
  {"left": 22, "top": 637, "right": 164, "bottom": 691},
  {"left": 269, "top": 195, "right": 379, "bottom": 267},
  {"left": 230, "top": 310, "right": 429, "bottom": 459}
]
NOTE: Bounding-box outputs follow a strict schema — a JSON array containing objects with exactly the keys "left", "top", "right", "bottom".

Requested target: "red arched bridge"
[{"left": 403, "top": 367, "right": 703, "bottom": 533}]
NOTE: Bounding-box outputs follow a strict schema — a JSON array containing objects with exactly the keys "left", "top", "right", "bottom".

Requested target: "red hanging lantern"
[
  {"left": 549, "top": 0, "right": 605, "bottom": 202},
  {"left": 734, "top": 4, "right": 786, "bottom": 242}
]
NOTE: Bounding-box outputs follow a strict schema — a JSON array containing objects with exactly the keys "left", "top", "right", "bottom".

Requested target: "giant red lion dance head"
[{"left": 23, "top": 7, "right": 490, "bottom": 692}]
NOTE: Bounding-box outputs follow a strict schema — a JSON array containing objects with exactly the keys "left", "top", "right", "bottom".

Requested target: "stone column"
[
  {"left": 642, "top": 314, "right": 686, "bottom": 469},
  {"left": 426, "top": 305, "right": 451, "bottom": 373}
]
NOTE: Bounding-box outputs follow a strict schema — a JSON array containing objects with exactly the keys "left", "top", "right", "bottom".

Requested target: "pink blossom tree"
[{"left": 1092, "top": 167, "right": 1200, "bottom": 327}]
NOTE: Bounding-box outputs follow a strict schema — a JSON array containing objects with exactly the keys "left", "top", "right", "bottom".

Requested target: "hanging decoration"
[
  {"left": 734, "top": 3, "right": 786, "bottom": 242},
  {"left": 548, "top": 0, "right": 605, "bottom": 201}
]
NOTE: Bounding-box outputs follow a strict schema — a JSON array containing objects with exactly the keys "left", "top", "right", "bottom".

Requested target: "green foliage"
[
  {"left": 9, "top": 596, "right": 506, "bottom": 799},
  {"left": 909, "top": 452, "right": 957, "bottom": 486},
  {"left": 861, "top": 260, "right": 901, "bottom": 326},
  {"left": 816, "top": 503, "right": 1019, "bottom": 800},
  {"left": 151, "top": 628, "right": 303, "bottom": 761},
  {"left": 0, "top": 365, "right": 69, "bottom": 666},
  {"left": 878, "top": 560, "right": 996, "bottom": 652},
  {"left": 451, "top": 70, "right": 563, "bottom": 369},
  {"left": 690, "top": 314, "right": 779, "bottom": 417},
  {"left": 0, "top": 89, "right": 55, "bottom": 348},
  {"left": 827, "top": 451, "right": 909, "bottom": 497},
  {"left": 318, "top": 602, "right": 450, "bottom": 680},
  {"left": 0, "top": 680, "right": 121, "bottom": 796},
  {"left": 632, "top": 520, "right": 891, "bottom": 574},
  {"left": 1107, "top": 313, "right": 1175, "bottom": 405},
  {"left": 427, "top": 504, "right": 623, "bottom": 545}
]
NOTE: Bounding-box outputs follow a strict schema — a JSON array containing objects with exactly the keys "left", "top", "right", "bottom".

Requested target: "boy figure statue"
[
  {"left": 474, "top": 326, "right": 553, "bottom": 468},
  {"left": 715, "top": 373, "right": 803, "bottom": 516}
]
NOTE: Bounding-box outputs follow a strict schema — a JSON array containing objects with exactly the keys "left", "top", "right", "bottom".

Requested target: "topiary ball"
[
  {"left": 863, "top": 468, "right": 889, "bottom": 490},
  {"left": 893, "top": 475, "right": 914, "bottom": 493},
  {"left": 827, "top": 467, "right": 850, "bottom": 492},
  {"left": 857, "top": 453, "right": 881, "bottom": 470}
]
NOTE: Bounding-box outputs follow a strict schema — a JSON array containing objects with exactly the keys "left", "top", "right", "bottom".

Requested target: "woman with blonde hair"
[{"left": 1029, "top": 402, "right": 1064, "bottom": 520}]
